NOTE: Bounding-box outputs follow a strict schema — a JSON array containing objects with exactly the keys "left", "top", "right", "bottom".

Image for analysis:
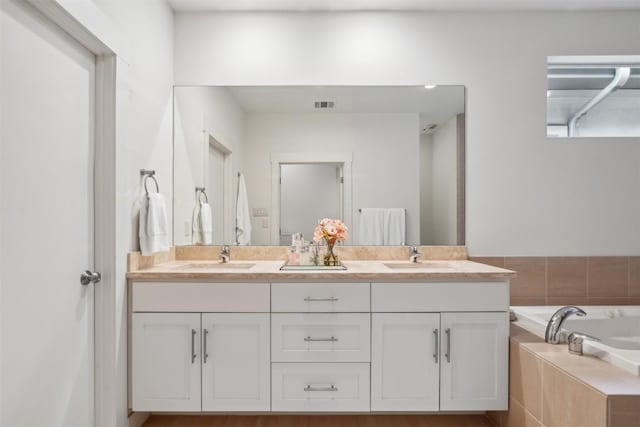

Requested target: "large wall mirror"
[{"left": 173, "top": 86, "right": 466, "bottom": 246}]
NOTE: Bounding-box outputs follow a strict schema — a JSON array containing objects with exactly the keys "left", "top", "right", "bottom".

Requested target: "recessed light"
[{"left": 424, "top": 85, "right": 437, "bottom": 89}]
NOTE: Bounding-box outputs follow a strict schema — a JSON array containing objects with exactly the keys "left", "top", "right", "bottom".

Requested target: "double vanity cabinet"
[{"left": 130, "top": 270, "right": 510, "bottom": 414}]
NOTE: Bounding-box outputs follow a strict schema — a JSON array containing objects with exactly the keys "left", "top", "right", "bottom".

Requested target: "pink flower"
[{"left": 313, "top": 218, "right": 349, "bottom": 243}]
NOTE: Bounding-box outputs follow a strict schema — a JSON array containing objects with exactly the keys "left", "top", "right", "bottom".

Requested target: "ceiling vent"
[
  {"left": 422, "top": 124, "right": 438, "bottom": 133},
  {"left": 314, "top": 101, "right": 335, "bottom": 109}
]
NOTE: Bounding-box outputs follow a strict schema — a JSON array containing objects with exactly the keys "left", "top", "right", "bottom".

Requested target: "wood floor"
[{"left": 142, "top": 415, "right": 495, "bottom": 427}]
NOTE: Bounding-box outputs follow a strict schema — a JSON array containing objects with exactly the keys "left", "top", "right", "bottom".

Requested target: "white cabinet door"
[
  {"left": 440, "top": 312, "right": 509, "bottom": 411},
  {"left": 132, "top": 313, "right": 201, "bottom": 412},
  {"left": 201, "top": 313, "right": 270, "bottom": 411},
  {"left": 371, "top": 313, "right": 440, "bottom": 411}
]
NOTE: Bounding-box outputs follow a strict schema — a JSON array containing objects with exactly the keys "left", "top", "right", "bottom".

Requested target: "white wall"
[
  {"left": 87, "top": 1, "right": 175, "bottom": 425},
  {"left": 243, "top": 113, "right": 420, "bottom": 245},
  {"left": 173, "top": 86, "right": 244, "bottom": 245},
  {"left": 175, "top": 11, "right": 640, "bottom": 256},
  {"left": 421, "top": 116, "right": 458, "bottom": 245}
]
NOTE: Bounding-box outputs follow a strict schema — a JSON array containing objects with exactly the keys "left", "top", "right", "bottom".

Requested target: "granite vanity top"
[{"left": 126, "top": 259, "right": 515, "bottom": 281}]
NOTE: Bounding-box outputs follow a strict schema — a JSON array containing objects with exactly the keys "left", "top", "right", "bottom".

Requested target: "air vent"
[
  {"left": 422, "top": 124, "right": 438, "bottom": 133},
  {"left": 314, "top": 101, "right": 335, "bottom": 109}
]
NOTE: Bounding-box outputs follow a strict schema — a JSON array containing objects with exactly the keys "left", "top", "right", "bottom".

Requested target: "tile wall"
[{"left": 471, "top": 257, "right": 640, "bottom": 306}]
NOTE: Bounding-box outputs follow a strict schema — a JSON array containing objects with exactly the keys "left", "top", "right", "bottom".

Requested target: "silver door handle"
[
  {"left": 191, "top": 329, "right": 197, "bottom": 364},
  {"left": 304, "top": 336, "right": 338, "bottom": 342},
  {"left": 80, "top": 270, "right": 101, "bottom": 285},
  {"left": 203, "top": 329, "right": 209, "bottom": 363},
  {"left": 304, "top": 385, "right": 338, "bottom": 392},
  {"left": 304, "top": 297, "right": 339, "bottom": 302},
  {"left": 433, "top": 329, "right": 439, "bottom": 363},
  {"left": 445, "top": 328, "right": 451, "bottom": 363}
]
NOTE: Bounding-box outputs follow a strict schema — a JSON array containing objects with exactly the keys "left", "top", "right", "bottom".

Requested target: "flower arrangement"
[{"left": 313, "top": 218, "right": 348, "bottom": 266}]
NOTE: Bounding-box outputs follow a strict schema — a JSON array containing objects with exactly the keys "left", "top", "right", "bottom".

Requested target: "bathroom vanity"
[{"left": 127, "top": 257, "right": 513, "bottom": 414}]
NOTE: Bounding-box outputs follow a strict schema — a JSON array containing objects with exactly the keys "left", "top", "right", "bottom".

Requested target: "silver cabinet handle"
[
  {"left": 304, "top": 297, "right": 339, "bottom": 302},
  {"left": 191, "top": 329, "right": 197, "bottom": 364},
  {"left": 445, "top": 328, "right": 451, "bottom": 363},
  {"left": 203, "top": 329, "right": 209, "bottom": 363},
  {"left": 304, "top": 336, "right": 338, "bottom": 342},
  {"left": 433, "top": 329, "right": 439, "bottom": 363},
  {"left": 304, "top": 385, "right": 338, "bottom": 392}
]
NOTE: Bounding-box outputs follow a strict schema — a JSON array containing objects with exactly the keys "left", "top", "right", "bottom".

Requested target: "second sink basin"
[
  {"left": 384, "top": 262, "right": 452, "bottom": 269},
  {"left": 176, "top": 262, "right": 255, "bottom": 270}
]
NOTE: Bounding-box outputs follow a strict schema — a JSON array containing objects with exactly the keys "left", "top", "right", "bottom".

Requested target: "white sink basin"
[
  {"left": 383, "top": 262, "right": 452, "bottom": 269},
  {"left": 176, "top": 262, "right": 255, "bottom": 270}
]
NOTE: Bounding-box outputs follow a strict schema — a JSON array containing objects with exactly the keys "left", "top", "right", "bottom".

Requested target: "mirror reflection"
[
  {"left": 547, "top": 56, "right": 640, "bottom": 137},
  {"left": 173, "top": 86, "right": 465, "bottom": 246}
]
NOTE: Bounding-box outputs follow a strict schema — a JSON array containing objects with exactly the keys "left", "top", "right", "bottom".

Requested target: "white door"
[
  {"left": 280, "top": 163, "right": 342, "bottom": 244},
  {"left": 371, "top": 313, "right": 441, "bottom": 411},
  {"left": 201, "top": 313, "right": 270, "bottom": 411},
  {"left": 207, "top": 143, "right": 225, "bottom": 244},
  {"left": 132, "top": 313, "right": 202, "bottom": 412},
  {"left": 440, "top": 312, "right": 509, "bottom": 411},
  {"left": 1, "top": 2, "right": 96, "bottom": 426}
]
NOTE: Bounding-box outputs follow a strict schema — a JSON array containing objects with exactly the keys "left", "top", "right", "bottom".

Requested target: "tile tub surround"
[
  {"left": 471, "top": 257, "right": 640, "bottom": 306},
  {"left": 487, "top": 324, "right": 640, "bottom": 427}
]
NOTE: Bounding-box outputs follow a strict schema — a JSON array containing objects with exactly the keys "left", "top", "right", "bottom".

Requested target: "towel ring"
[
  {"left": 143, "top": 175, "right": 160, "bottom": 195},
  {"left": 196, "top": 187, "right": 209, "bottom": 203}
]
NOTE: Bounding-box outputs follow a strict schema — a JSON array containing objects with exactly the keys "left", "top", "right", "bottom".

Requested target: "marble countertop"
[{"left": 127, "top": 259, "right": 515, "bottom": 281}]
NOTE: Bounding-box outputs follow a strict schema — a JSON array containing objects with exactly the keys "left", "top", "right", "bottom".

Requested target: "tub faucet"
[
  {"left": 545, "top": 306, "right": 586, "bottom": 344},
  {"left": 409, "top": 246, "right": 421, "bottom": 263},
  {"left": 219, "top": 245, "right": 230, "bottom": 263}
]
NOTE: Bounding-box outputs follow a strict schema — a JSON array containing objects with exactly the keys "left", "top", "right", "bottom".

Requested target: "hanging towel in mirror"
[
  {"left": 192, "top": 201, "right": 213, "bottom": 245},
  {"left": 358, "top": 208, "right": 385, "bottom": 245},
  {"left": 384, "top": 208, "right": 406, "bottom": 245},
  {"left": 236, "top": 173, "right": 252, "bottom": 245}
]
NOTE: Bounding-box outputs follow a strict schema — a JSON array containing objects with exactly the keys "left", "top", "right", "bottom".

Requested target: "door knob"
[{"left": 80, "top": 270, "right": 101, "bottom": 285}]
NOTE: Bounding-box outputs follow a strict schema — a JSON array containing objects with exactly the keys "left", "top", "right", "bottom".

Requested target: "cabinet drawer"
[
  {"left": 272, "top": 314, "right": 370, "bottom": 362},
  {"left": 131, "top": 282, "right": 270, "bottom": 312},
  {"left": 271, "top": 363, "right": 370, "bottom": 412},
  {"left": 371, "top": 282, "right": 509, "bottom": 312},
  {"left": 271, "top": 283, "right": 370, "bottom": 312}
]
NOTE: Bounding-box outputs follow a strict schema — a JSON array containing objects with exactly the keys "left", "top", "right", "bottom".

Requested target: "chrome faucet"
[
  {"left": 545, "top": 306, "right": 586, "bottom": 344},
  {"left": 219, "top": 245, "right": 230, "bottom": 263},
  {"left": 409, "top": 246, "right": 421, "bottom": 263}
]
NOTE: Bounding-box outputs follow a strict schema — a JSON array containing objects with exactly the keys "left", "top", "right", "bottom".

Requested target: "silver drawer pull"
[
  {"left": 304, "top": 385, "right": 338, "bottom": 392},
  {"left": 191, "top": 329, "right": 197, "bottom": 364},
  {"left": 433, "top": 329, "right": 439, "bottom": 363},
  {"left": 304, "top": 336, "right": 338, "bottom": 342},
  {"left": 304, "top": 297, "right": 339, "bottom": 302},
  {"left": 203, "top": 329, "right": 209, "bottom": 363},
  {"left": 445, "top": 328, "right": 451, "bottom": 363}
]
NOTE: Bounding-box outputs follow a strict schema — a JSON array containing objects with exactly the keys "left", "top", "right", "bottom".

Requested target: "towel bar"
[
  {"left": 195, "top": 187, "right": 209, "bottom": 203},
  {"left": 140, "top": 169, "right": 159, "bottom": 195}
]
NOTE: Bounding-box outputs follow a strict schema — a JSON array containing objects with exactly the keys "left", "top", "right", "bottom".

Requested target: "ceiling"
[
  {"left": 167, "top": 0, "right": 640, "bottom": 12},
  {"left": 225, "top": 85, "right": 465, "bottom": 132}
]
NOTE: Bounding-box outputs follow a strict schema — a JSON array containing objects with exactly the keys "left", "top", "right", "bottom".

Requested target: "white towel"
[
  {"left": 384, "top": 208, "right": 406, "bottom": 245},
  {"left": 199, "top": 202, "right": 213, "bottom": 245},
  {"left": 236, "top": 173, "right": 251, "bottom": 245},
  {"left": 191, "top": 201, "right": 213, "bottom": 245},
  {"left": 358, "top": 208, "right": 385, "bottom": 245},
  {"left": 139, "top": 193, "right": 169, "bottom": 256}
]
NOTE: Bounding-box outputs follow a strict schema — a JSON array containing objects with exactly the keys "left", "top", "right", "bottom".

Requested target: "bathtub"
[{"left": 511, "top": 306, "right": 640, "bottom": 376}]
